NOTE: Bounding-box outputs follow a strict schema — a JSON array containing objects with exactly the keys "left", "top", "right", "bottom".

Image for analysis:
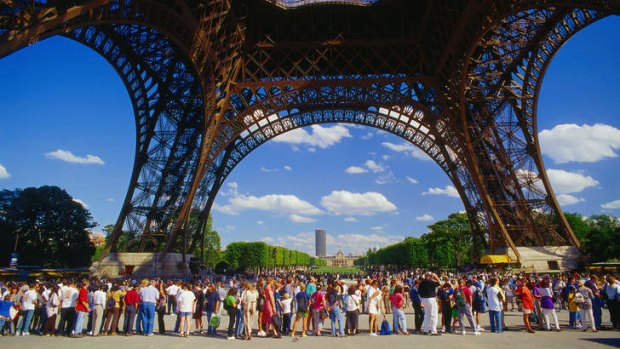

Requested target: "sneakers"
[
  {"left": 227, "top": 336, "right": 236, "bottom": 340},
  {"left": 301, "top": 332, "right": 307, "bottom": 337},
  {"left": 369, "top": 332, "right": 378, "bottom": 336},
  {"left": 462, "top": 331, "right": 467, "bottom": 335},
  {"left": 257, "top": 330, "right": 266, "bottom": 337},
  {"left": 473, "top": 331, "right": 481, "bottom": 336}
]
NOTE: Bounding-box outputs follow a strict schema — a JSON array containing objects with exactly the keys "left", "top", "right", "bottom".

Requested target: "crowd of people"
[{"left": 0, "top": 269, "right": 619, "bottom": 340}]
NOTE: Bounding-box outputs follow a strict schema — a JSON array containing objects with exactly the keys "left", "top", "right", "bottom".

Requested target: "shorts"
[
  {"left": 368, "top": 303, "right": 379, "bottom": 315},
  {"left": 522, "top": 309, "right": 532, "bottom": 315},
  {"left": 296, "top": 310, "right": 308, "bottom": 317},
  {"left": 179, "top": 311, "right": 193, "bottom": 317}
]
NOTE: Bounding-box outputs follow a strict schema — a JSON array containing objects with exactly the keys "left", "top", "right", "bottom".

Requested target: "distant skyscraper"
[{"left": 315, "top": 229, "right": 327, "bottom": 257}]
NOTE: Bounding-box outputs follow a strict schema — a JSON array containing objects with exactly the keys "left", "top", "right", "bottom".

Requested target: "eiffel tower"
[{"left": 2, "top": 0, "right": 618, "bottom": 266}]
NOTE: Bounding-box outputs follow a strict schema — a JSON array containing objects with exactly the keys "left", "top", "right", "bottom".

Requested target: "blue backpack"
[{"left": 380, "top": 319, "right": 392, "bottom": 335}]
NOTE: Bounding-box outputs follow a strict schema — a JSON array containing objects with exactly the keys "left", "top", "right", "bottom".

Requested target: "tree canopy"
[
  {"left": 0, "top": 186, "right": 96, "bottom": 268},
  {"left": 223, "top": 241, "right": 325, "bottom": 271}
]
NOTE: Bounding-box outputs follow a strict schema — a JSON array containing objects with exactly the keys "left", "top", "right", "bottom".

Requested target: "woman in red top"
[
  {"left": 515, "top": 279, "right": 535, "bottom": 333},
  {"left": 310, "top": 285, "right": 325, "bottom": 336},
  {"left": 261, "top": 278, "right": 280, "bottom": 338},
  {"left": 389, "top": 285, "right": 409, "bottom": 335}
]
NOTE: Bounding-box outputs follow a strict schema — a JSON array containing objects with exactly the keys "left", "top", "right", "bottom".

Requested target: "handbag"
[
  {"left": 209, "top": 315, "right": 221, "bottom": 328},
  {"left": 320, "top": 309, "right": 329, "bottom": 320}
]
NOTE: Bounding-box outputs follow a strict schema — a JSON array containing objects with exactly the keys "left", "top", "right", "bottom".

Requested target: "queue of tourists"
[{"left": 0, "top": 269, "right": 619, "bottom": 340}]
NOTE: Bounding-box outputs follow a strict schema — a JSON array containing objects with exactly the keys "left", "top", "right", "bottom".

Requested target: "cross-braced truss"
[{"left": 1, "top": 0, "right": 618, "bottom": 263}]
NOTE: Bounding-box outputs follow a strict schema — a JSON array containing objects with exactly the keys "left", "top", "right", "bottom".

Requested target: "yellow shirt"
[
  {"left": 568, "top": 293, "right": 579, "bottom": 312},
  {"left": 108, "top": 290, "right": 126, "bottom": 309}
]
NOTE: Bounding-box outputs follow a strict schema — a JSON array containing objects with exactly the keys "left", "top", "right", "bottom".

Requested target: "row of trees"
[
  {"left": 223, "top": 241, "right": 326, "bottom": 271},
  {"left": 356, "top": 211, "right": 620, "bottom": 268},
  {"left": 355, "top": 213, "right": 482, "bottom": 269}
]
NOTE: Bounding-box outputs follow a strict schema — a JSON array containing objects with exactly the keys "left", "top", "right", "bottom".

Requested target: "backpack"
[
  {"left": 379, "top": 319, "right": 391, "bottom": 335},
  {"left": 455, "top": 288, "right": 467, "bottom": 307},
  {"left": 574, "top": 292, "right": 585, "bottom": 304},
  {"left": 296, "top": 293, "right": 309, "bottom": 312},
  {"left": 328, "top": 291, "right": 338, "bottom": 306},
  {"left": 106, "top": 296, "right": 116, "bottom": 309},
  {"left": 473, "top": 287, "right": 484, "bottom": 303}
]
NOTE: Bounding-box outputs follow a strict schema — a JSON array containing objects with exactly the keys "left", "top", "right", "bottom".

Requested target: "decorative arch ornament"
[{"left": 2, "top": 0, "right": 619, "bottom": 263}]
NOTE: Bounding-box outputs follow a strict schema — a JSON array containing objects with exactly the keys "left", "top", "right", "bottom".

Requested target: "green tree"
[
  {"left": 191, "top": 215, "right": 221, "bottom": 268},
  {"left": 0, "top": 186, "right": 95, "bottom": 267}
]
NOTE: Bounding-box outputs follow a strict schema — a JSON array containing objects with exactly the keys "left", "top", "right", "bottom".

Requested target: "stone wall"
[
  {"left": 493, "top": 246, "right": 581, "bottom": 272},
  {"left": 91, "top": 253, "right": 191, "bottom": 278}
]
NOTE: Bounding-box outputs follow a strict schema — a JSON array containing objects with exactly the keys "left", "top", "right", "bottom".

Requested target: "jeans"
[
  {"left": 235, "top": 308, "right": 244, "bottom": 337},
  {"left": 142, "top": 302, "right": 156, "bottom": 335},
  {"left": 135, "top": 304, "right": 143, "bottom": 334},
  {"left": 392, "top": 308, "right": 407, "bottom": 333},
  {"left": 282, "top": 313, "right": 291, "bottom": 335},
  {"left": 420, "top": 297, "right": 438, "bottom": 334},
  {"left": 592, "top": 297, "right": 603, "bottom": 329},
  {"left": 489, "top": 310, "right": 502, "bottom": 333},
  {"left": 74, "top": 311, "right": 86, "bottom": 335},
  {"left": 18, "top": 309, "right": 34, "bottom": 334},
  {"left": 206, "top": 311, "right": 217, "bottom": 334},
  {"left": 124, "top": 305, "right": 137, "bottom": 334},
  {"left": 329, "top": 307, "right": 344, "bottom": 336}
]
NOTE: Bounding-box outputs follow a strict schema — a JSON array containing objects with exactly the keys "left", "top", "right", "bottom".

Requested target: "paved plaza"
[{"left": 2, "top": 304, "right": 618, "bottom": 349}]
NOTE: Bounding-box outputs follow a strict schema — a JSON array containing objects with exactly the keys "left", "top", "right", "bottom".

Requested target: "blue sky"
[{"left": 1, "top": 17, "right": 619, "bottom": 256}]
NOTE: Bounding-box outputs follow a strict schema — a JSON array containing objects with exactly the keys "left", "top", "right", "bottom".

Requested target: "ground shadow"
[{"left": 580, "top": 337, "right": 620, "bottom": 348}]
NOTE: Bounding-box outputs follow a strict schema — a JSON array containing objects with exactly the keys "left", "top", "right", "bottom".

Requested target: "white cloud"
[
  {"left": 361, "top": 132, "right": 374, "bottom": 140},
  {"left": 416, "top": 214, "right": 434, "bottom": 222},
  {"left": 0, "top": 163, "right": 10, "bottom": 179},
  {"left": 382, "top": 142, "right": 432, "bottom": 161},
  {"left": 260, "top": 166, "right": 279, "bottom": 173},
  {"left": 321, "top": 190, "right": 397, "bottom": 216},
  {"left": 73, "top": 198, "right": 89, "bottom": 208},
  {"left": 272, "top": 125, "right": 351, "bottom": 149},
  {"left": 365, "top": 160, "right": 385, "bottom": 173},
  {"left": 406, "top": 176, "right": 419, "bottom": 184},
  {"left": 369, "top": 225, "right": 385, "bottom": 232},
  {"left": 422, "top": 185, "right": 460, "bottom": 198},
  {"left": 539, "top": 123, "right": 620, "bottom": 164},
  {"left": 546, "top": 169, "right": 599, "bottom": 194},
  {"left": 45, "top": 149, "right": 104, "bottom": 165},
  {"left": 345, "top": 166, "right": 368, "bottom": 174},
  {"left": 344, "top": 217, "right": 358, "bottom": 223},
  {"left": 256, "top": 220, "right": 265, "bottom": 225},
  {"left": 556, "top": 194, "right": 585, "bottom": 206},
  {"left": 284, "top": 165, "right": 292, "bottom": 171},
  {"left": 214, "top": 192, "right": 322, "bottom": 216},
  {"left": 601, "top": 199, "right": 620, "bottom": 210},
  {"left": 382, "top": 155, "right": 390, "bottom": 161},
  {"left": 289, "top": 214, "right": 317, "bottom": 223}
]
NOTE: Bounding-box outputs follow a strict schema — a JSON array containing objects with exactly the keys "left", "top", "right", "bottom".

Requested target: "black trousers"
[
  {"left": 227, "top": 309, "right": 236, "bottom": 337},
  {"left": 346, "top": 310, "right": 359, "bottom": 333},
  {"left": 442, "top": 301, "right": 452, "bottom": 332},
  {"left": 157, "top": 308, "right": 166, "bottom": 334},
  {"left": 57, "top": 307, "right": 75, "bottom": 335},
  {"left": 413, "top": 302, "right": 424, "bottom": 332}
]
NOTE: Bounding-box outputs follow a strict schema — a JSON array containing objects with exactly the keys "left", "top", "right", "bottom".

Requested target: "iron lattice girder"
[{"left": 2, "top": 1, "right": 620, "bottom": 258}]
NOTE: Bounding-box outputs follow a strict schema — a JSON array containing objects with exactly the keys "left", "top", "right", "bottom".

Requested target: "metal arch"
[
  {"left": 59, "top": 24, "right": 205, "bottom": 254},
  {"left": 459, "top": 6, "right": 614, "bottom": 259}
]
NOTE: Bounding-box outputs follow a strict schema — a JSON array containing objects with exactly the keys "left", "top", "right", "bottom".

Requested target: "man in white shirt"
[
  {"left": 91, "top": 285, "right": 107, "bottom": 336},
  {"left": 57, "top": 280, "right": 78, "bottom": 336},
  {"left": 486, "top": 278, "right": 503, "bottom": 333},
  {"left": 603, "top": 276, "right": 620, "bottom": 330},
  {"left": 139, "top": 279, "right": 160, "bottom": 336},
  {"left": 17, "top": 283, "right": 38, "bottom": 335},
  {"left": 166, "top": 281, "right": 179, "bottom": 315}
]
